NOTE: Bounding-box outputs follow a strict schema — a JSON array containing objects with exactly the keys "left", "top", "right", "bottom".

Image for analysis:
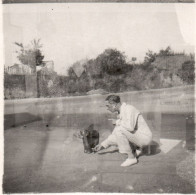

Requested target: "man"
[{"left": 93, "top": 95, "right": 152, "bottom": 167}]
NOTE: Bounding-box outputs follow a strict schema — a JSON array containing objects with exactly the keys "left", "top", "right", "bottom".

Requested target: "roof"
[
  {"left": 9, "top": 64, "right": 32, "bottom": 70},
  {"left": 9, "top": 64, "right": 20, "bottom": 69},
  {"left": 37, "top": 66, "right": 57, "bottom": 76},
  {"left": 71, "top": 59, "right": 88, "bottom": 77}
]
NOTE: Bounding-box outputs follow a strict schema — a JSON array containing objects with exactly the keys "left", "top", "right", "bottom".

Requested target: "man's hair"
[{"left": 105, "top": 95, "right": 120, "bottom": 104}]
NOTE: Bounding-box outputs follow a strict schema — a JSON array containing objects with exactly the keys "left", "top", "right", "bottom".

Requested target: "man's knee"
[{"left": 113, "top": 127, "right": 127, "bottom": 138}]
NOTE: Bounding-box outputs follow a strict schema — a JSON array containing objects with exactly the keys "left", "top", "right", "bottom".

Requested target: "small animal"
[{"left": 79, "top": 124, "right": 99, "bottom": 154}]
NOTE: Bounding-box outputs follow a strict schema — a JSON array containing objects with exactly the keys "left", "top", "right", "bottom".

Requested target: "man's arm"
[
  {"left": 92, "top": 144, "right": 104, "bottom": 152},
  {"left": 116, "top": 107, "right": 138, "bottom": 132},
  {"left": 116, "top": 119, "right": 134, "bottom": 131},
  {"left": 93, "top": 133, "right": 116, "bottom": 152}
]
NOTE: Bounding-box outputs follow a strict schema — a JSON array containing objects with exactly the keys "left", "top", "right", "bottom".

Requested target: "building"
[
  {"left": 36, "top": 60, "right": 57, "bottom": 86},
  {"left": 69, "top": 59, "right": 88, "bottom": 79},
  {"left": 36, "top": 61, "right": 55, "bottom": 74},
  {"left": 42, "top": 61, "right": 54, "bottom": 71},
  {"left": 5, "top": 64, "right": 33, "bottom": 75},
  {"left": 5, "top": 60, "right": 55, "bottom": 76}
]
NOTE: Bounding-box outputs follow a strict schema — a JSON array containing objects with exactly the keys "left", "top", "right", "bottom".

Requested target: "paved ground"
[
  {"left": 4, "top": 86, "right": 195, "bottom": 193},
  {"left": 3, "top": 112, "right": 195, "bottom": 193}
]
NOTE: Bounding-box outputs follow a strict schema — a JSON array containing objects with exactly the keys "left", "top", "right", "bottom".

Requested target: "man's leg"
[
  {"left": 113, "top": 126, "right": 138, "bottom": 167},
  {"left": 101, "top": 132, "right": 118, "bottom": 148},
  {"left": 113, "top": 126, "right": 134, "bottom": 157},
  {"left": 120, "top": 128, "right": 152, "bottom": 147},
  {"left": 99, "top": 132, "right": 119, "bottom": 153},
  {"left": 118, "top": 115, "right": 152, "bottom": 159}
]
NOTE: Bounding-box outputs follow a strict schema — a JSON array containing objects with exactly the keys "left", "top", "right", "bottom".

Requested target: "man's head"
[{"left": 105, "top": 95, "right": 121, "bottom": 113}]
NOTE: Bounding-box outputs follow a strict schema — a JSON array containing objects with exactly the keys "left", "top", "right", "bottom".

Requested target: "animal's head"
[
  {"left": 74, "top": 124, "right": 95, "bottom": 139},
  {"left": 80, "top": 124, "right": 94, "bottom": 137},
  {"left": 80, "top": 129, "right": 90, "bottom": 138}
]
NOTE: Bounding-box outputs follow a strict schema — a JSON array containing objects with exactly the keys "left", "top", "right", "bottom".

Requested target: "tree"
[
  {"left": 177, "top": 60, "right": 195, "bottom": 84},
  {"left": 95, "top": 48, "right": 127, "bottom": 75},
  {"left": 15, "top": 39, "right": 44, "bottom": 73},
  {"left": 144, "top": 50, "right": 157, "bottom": 64},
  {"left": 84, "top": 59, "right": 103, "bottom": 78},
  {"left": 67, "top": 67, "right": 77, "bottom": 79},
  {"left": 110, "top": 78, "right": 126, "bottom": 92},
  {"left": 190, "top": 53, "right": 195, "bottom": 60},
  {"left": 131, "top": 57, "right": 137, "bottom": 64},
  {"left": 159, "top": 46, "right": 173, "bottom": 56}
]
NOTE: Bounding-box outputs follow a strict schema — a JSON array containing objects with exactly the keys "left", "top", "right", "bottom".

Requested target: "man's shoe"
[{"left": 120, "top": 158, "right": 138, "bottom": 167}]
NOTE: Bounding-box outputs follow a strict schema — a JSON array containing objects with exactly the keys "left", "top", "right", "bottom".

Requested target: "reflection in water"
[{"left": 4, "top": 112, "right": 42, "bottom": 130}]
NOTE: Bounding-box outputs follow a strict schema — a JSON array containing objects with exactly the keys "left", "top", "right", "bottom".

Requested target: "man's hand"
[{"left": 92, "top": 144, "right": 104, "bottom": 152}]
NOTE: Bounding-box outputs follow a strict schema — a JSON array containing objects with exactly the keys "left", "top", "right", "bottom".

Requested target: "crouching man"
[{"left": 93, "top": 95, "right": 152, "bottom": 167}]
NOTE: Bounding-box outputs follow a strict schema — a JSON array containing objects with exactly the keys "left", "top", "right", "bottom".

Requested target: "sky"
[{"left": 3, "top": 3, "right": 195, "bottom": 75}]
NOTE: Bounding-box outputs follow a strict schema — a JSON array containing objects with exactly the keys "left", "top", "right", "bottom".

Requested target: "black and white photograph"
[{"left": 2, "top": 0, "right": 195, "bottom": 193}]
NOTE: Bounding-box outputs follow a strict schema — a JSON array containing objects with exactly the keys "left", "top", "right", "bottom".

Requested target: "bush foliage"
[{"left": 4, "top": 46, "right": 195, "bottom": 99}]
